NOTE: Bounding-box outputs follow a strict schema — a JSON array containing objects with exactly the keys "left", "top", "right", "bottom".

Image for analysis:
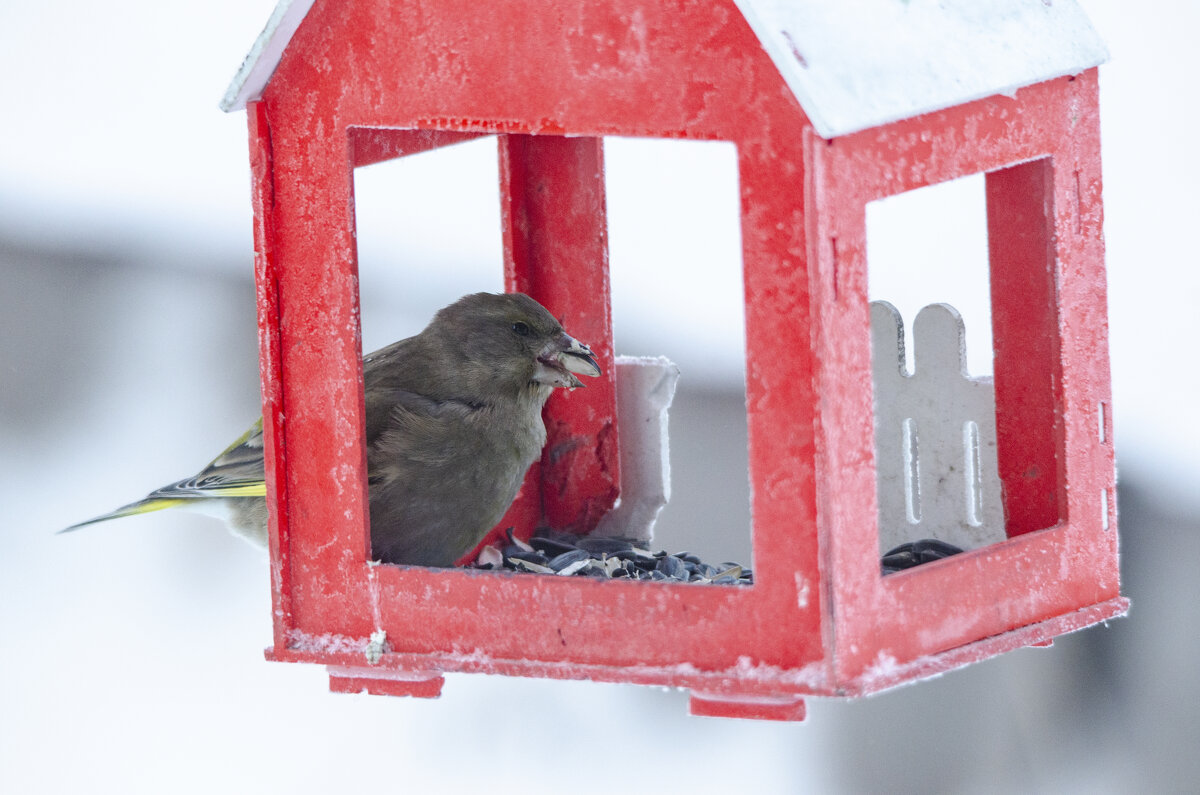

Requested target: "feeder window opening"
[
  {"left": 868, "top": 162, "right": 1066, "bottom": 574},
  {"left": 349, "top": 130, "right": 753, "bottom": 585}
]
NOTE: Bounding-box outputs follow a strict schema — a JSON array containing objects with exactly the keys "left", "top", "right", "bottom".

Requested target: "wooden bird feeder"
[{"left": 222, "top": 0, "right": 1127, "bottom": 721}]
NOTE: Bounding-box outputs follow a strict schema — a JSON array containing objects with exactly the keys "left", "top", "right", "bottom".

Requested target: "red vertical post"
[
  {"left": 497, "top": 134, "right": 619, "bottom": 535},
  {"left": 248, "top": 100, "right": 294, "bottom": 651},
  {"left": 986, "top": 158, "right": 1064, "bottom": 537}
]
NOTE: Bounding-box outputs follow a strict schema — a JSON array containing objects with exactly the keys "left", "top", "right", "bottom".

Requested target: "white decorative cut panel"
[{"left": 871, "top": 301, "right": 1007, "bottom": 552}]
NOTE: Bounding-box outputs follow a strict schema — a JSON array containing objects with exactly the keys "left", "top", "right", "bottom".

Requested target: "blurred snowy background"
[{"left": 2, "top": 1, "right": 1197, "bottom": 792}]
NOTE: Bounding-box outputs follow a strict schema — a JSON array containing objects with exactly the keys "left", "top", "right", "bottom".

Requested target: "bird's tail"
[
  {"left": 59, "top": 497, "right": 188, "bottom": 533},
  {"left": 61, "top": 418, "right": 267, "bottom": 535}
]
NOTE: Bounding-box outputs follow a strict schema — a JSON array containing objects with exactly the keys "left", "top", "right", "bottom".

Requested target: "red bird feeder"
[{"left": 221, "top": 0, "right": 1126, "bottom": 721}]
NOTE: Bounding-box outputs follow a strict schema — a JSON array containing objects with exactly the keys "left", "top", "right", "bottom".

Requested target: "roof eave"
[
  {"left": 220, "top": 0, "right": 316, "bottom": 112},
  {"left": 734, "top": 0, "right": 1109, "bottom": 139}
]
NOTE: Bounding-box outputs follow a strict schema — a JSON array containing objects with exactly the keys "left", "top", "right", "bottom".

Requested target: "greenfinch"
[{"left": 64, "top": 292, "right": 602, "bottom": 567}]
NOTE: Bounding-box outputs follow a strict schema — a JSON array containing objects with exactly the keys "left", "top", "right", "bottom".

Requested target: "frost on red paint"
[{"left": 223, "top": 0, "right": 1125, "bottom": 721}]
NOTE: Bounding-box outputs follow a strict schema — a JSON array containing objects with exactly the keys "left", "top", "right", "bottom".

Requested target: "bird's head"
[{"left": 426, "top": 292, "right": 602, "bottom": 402}]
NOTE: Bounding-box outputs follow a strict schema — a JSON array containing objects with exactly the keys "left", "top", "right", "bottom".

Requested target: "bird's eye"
[{"left": 512, "top": 321, "right": 532, "bottom": 337}]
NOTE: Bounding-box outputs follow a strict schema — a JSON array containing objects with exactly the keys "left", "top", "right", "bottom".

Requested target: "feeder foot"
[
  {"left": 326, "top": 666, "right": 445, "bottom": 698},
  {"left": 688, "top": 691, "right": 807, "bottom": 722}
]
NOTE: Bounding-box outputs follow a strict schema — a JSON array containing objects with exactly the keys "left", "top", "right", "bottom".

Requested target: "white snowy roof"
[
  {"left": 734, "top": 0, "right": 1108, "bottom": 137},
  {"left": 222, "top": 0, "right": 1107, "bottom": 138}
]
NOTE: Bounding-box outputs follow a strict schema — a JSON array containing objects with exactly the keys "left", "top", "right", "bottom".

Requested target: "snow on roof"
[
  {"left": 220, "top": 0, "right": 315, "bottom": 113},
  {"left": 734, "top": 0, "right": 1108, "bottom": 138},
  {"left": 222, "top": 0, "right": 1108, "bottom": 138}
]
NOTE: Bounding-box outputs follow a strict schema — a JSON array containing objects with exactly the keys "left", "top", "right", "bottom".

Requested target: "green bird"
[{"left": 63, "top": 292, "right": 602, "bottom": 567}]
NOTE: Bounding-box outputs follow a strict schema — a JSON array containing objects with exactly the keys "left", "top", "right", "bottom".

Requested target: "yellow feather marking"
[
  {"left": 210, "top": 483, "right": 267, "bottom": 497},
  {"left": 127, "top": 498, "right": 189, "bottom": 515}
]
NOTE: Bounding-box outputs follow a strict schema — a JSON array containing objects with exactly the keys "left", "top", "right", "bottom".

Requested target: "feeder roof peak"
[{"left": 221, "top": 0, "right": 1107, "bottom": 138}]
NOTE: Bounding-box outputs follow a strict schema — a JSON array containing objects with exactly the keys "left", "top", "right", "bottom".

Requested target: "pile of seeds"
[
  {"left": 473, "top": 528, "right": 754, "bottom": 585},
  {"left": 474, "top": 531, "right": 963, "bottom": 582}
]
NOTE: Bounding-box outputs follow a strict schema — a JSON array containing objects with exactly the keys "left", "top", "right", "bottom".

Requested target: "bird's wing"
[
  {"left": 365, "top": 390, "right": 501, "bottom": 565},
  {"left": 362, "top": 337, "right": 429, "bottom": 447},
  {"left": 201, "top": 418, "right": 266, "bottom": 479},
  {"left": 368, "top": 390, "right": 478, "bottom": 473},
  {"left": 167, "top": 417, "right": 267, "bottom": 498}
]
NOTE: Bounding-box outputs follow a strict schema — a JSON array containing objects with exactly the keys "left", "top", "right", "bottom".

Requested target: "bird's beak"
[{"left": 535, "top": 334, "right": 602, "bottom": 389}]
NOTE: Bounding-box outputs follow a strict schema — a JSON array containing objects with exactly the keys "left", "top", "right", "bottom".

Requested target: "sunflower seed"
[
  {"left": 548, "top": 549, "right": 590, "bottom": 571},
  {"left": 510, "top": 558, "right": 554, "bottom": 575}
]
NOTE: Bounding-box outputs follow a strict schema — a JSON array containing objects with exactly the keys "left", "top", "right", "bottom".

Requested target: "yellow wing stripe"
[
  {"left": 207, "top": 483, "right": 268, "bottom": 497},
  {"left": 123, "top": 498, "right": 190, "bottom": 515}
]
